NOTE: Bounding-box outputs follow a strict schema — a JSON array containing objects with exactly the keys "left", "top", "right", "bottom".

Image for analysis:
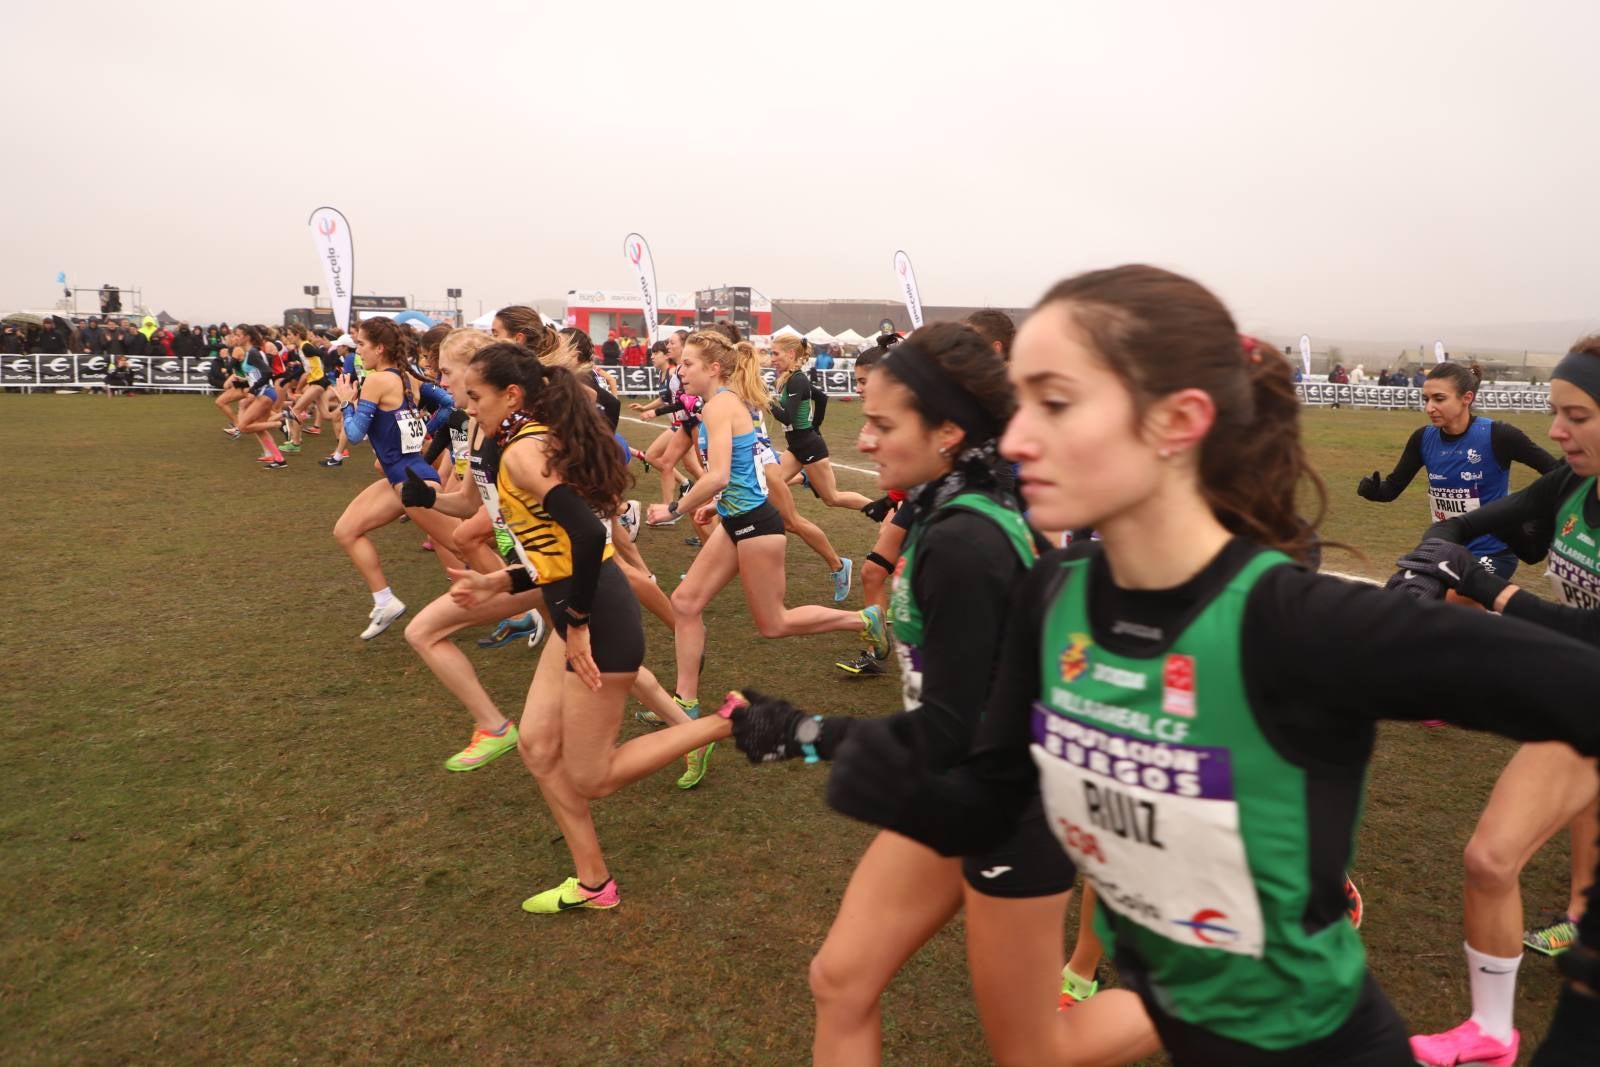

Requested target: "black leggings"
[{"left": 543, "top": 561, "right": 644, "bottom": 674}]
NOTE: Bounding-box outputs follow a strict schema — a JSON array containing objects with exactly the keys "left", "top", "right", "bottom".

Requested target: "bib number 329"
[{"left": 397, "top": 409, "right": 426, "bottom": 454}]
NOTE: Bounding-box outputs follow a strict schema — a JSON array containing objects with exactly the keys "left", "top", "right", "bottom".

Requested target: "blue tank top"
[
  {"left": 1421, "top": 416, "right": 1510, "bottom": 555},
  {"left": 698, "top": 388, "right": 769, "bottom": 517},
  {"left": 369, "top": 368, "right": 430, "bottom": 483}
]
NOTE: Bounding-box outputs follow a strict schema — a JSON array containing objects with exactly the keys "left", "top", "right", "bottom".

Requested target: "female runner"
[
  {"left": 226, "top": 325, "right": 287, "bottom": 468},
  {"left": 633, "top": 333, "right": 705, "bottom": 515},
  {"left": 1387, "top": 340, "right": 1600, "bottom": 1066},
  {"left": 820, "top": 265, "right": 1600, "bottom": 1067},
  {"left": 645, "top": 331, "right": 888, "bottom": 733},
  {"left": 769, "top": 335, "right": 873, "bottom": 513},
  {"left": 725, "top": 322, "right": 1108, "bottom": 1067},
  {"left": 442, "top": 344, "right": 742, "bottom": 909},
  {"left": 1356, "top": 361, "right": 1557, "bottom": 577},
  {"left": 329, "top": 316, "right": 465, "bottom": 639}
]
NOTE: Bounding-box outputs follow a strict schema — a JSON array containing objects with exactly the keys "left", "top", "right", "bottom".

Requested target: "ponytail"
[{"left": 728, "top": 341, "right": 773, "bottom": 410}]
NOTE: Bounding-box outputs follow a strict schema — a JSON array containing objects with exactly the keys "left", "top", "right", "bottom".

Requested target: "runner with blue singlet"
[{"left": 1356, "top": 362, "right": 1558, "bottom": 578}]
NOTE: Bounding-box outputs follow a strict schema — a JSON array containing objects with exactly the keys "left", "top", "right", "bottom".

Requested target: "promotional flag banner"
[
  {"left": 1433, "top": 339, "right": 1446, "bottom": 363},
  {"left": 623, "top": 233, "right": 659, "bottom": 342},
  {"left": 893, "top": 250, "right": 924, "bottom": 330},
  {"left": 1299, "top": 334, "right": 1312, "bottom": 377},
  {"left": 309, "top": 207, "right": 354, "bottom": 332}
]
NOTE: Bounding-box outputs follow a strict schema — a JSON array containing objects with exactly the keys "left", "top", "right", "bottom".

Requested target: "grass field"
[{"left": 0, "top": 393, "right": 1578, "bottom": 1066}]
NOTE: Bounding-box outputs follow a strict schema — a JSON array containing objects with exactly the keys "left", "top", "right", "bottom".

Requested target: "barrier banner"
[
  {"left": 1294, "top": 382, "right": 1549, "bottom": 413},
  {"left": 614, "top": 367, "right": 860, "bottom": 398},
  {"left": 148, "top": 357, "right": 186, "bottom": 386},
  {"left": 0, "top": 355, "right": 220, "bottom": 390},
  {"left": 619, "top": 366, "right": 655, "bottom": 396},
  {"left": 309, "top": 206, "right": 354, "bottom": 333},
  {"left": 1, "top": 354, "right": 36, "bottom": 385}
]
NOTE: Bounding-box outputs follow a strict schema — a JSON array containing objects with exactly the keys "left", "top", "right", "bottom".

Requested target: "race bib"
[
  {"left": 396, "top": 409, "right": 426, "bottom": 454},
  {"left": 1428, "top": 487, "right": 1480, "bottom": 524},
  {"left": 1031, "top": 705, "right": 1265, "bottom": 958},
  {"left": 1547, "top": 544, "right": 1600, "bottom": 610}
]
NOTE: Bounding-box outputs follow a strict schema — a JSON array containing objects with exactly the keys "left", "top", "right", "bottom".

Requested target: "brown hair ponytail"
[{"left": 1037, "top": 265, "right": 1326, "bottom": 564}]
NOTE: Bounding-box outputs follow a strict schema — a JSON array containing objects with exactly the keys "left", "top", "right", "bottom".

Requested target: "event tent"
[
  {"left": 833, "top": 328, "right": 866, "bottom": 347},
  {"left": 772, "top": 324, "right": 803, "bottom": 339},
  {"left": 804, "top": 326, "right": 835, "bottom": 345}
]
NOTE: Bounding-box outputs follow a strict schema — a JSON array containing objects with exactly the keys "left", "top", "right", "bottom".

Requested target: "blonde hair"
[
  {"left": 439, "top": 328, "right": 495, "bottom": 366},
  {"left": 686, "top": 331, "right": 770, "bottom": 409},
  {"left": 771, "top": 334, "right": 811, "bottom": 390}
]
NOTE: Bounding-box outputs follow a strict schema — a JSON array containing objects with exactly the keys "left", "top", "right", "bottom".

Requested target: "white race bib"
[
  {"left": 1427, "top": 487, "right": 1480, "bottom": 525},
  {"left": 396, "top": 408, "right": 426, "bottom": 454},
  {"left": 1031, "top": 706, "right": 1266, "bottom": 958}
]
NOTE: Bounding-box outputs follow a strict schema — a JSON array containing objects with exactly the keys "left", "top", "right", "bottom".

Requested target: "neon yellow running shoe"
[
  {"left": 522, "top": 875, "right": 619, "bottom": 913},
  {"left": 1524, "top": 913, "right": 1578, "bottom": 956},
  {"left": 1058, "top": 966, "right": 1098, "bottom": 1011},
  {"left": 860, "top": 604, "right": 890, "bottom": 661},
  {"left": 678, "top": 742, "right": 714, "bottom": 790},
  {"left": 444, "top": 723, "right": 519, "bottom": 772}
]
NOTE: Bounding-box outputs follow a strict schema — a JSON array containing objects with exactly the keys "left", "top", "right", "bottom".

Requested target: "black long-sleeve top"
[
  {"left": 1364, "top": 421, "right": 1558, "bottom": 501},
  {"left": 1428, "top": 465, "right": 1600, "bottom": 644},
  {"left": 871, "top": 538, "right": 1600, "bottom": 867}
]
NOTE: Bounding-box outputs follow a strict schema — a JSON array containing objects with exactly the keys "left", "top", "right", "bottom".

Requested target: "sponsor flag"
[
  {"left": 1433, "top": 339, "right": 1446, "bottom": 363},
  {"left": 893, "top": 250, "right": 924, "bottom": 330},
  {"left": 622, "top": 233, "right": 658, "bottom": 342},
  {"left": 1298, "top": 334, "right": 1312, "bottom": 377},
  {"left": 309, "top": 207, "right": 354, "bottom": 332},
  {"left": 55, "top": 271, "right": 66, "bottom": 285}
]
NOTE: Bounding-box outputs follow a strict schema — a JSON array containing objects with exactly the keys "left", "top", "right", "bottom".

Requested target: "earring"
[
  {"left": 938, "top": 447, "right": 950, "bottom": 457},
  {"left": 1158, "top": 447, "right": 1173, "bottom": 459}
]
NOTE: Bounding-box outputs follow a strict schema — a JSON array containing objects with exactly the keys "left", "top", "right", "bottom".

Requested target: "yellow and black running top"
[{"left": 497, "top": 423, "right": 614, "bottom": 585}]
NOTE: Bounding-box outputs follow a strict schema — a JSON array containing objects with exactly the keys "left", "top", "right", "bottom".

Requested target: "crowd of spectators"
[{"left": 0, "top": 317, "right": 231, "bottom": 360}]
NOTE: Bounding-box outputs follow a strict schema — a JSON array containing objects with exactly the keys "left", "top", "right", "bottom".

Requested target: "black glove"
[
  {"left": 729, "top": 689, "right": 807, "bottom": 764},
  {"left": 1531, "top": 981, "right": 1600, "bottom": 1066},
  {"left": 400, "top": 469, "right": 436, "bottom": 509},
  {"left": 826, "top": 714, "right": 926, "bottom": 829},
  {"left": 1356, "top": 470, "right": 1383, "bottom": 501},
  {"left": 1396, "top": 537, "right": 1509, "bottom": 609},
  {"left": 1384, "top": 564, "right": 1445, "bottom": 601},
  {"left": 861, "top": 496, "right": 895, "bottom": 523}
]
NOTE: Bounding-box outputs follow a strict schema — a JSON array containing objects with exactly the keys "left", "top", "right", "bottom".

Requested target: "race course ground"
[{"left": 0, "top": 394, "right": 1574, "bottom": 1065}]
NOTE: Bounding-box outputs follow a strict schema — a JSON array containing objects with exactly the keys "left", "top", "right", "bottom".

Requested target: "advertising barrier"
[
  {"left": 1292, "top": 383, "right": 1551, "bottom": 413},
  {"left": 0, "top": 355, "right": 219, "bottom": 392}
]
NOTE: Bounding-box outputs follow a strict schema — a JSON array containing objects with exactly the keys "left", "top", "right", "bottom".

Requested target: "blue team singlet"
[
  {"left": 698, "top": 388, "right": 769, "bottom": 517},
  {"left": 1421, "top": 416, "right": 1510, "bottom": 556},
  {"left": 368, "top": 368, "right": 435, "bottom": 485}
]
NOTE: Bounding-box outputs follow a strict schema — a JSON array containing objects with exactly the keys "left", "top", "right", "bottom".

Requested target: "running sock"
[
  {"left": 373, "top": 587, "right": 396, "bottom": 609},
  {"left": 487, "top": 721, "right": 511, "bottom": 737},
  {"left": 1464, "top": 941, "right": 1522, "bottom": 1042}
]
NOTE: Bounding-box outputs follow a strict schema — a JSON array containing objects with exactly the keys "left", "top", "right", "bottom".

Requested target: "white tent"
[
  {"left": 804, "top": 326, "right": 835, "bottom": 345},
  {"left": 468, "top": 310, "right": 496, "bottom": 332},
  {"left": 772, "top": 324, "right": 803, "bottom": 339},
  {"left": 833, "top": 328, "right": 867, "bottom": 347}
]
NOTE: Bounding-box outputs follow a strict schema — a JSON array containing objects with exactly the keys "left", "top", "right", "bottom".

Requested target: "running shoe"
[
  {"left": 476, "top": 612, "right": 540, "bottom": 649},
  {"left": 1058, "top": 967, "right": 1098, "bottom": 1012},
  {"left": 420, "top": 540, "right": 434, "bottom": 552},
  {"left": 319, "top": 454, "right": 344, "bottom": 467},
  {"left": 521, "top": 875, "right": 620, "bottom": 914},
  {"left": 618, "top": 499, "right": 642, "bottom": 542},
  {"left": 524, "top": 611, "right": 548, "bottom": 648},
  {"left": 678, "top": 741, "right": 714, "bottom": 790},
  {"left": 360, "top": 598, "right": 407, "bottom": 640},
  {"left": 676, "top": 478, "right": 691, "bottom": 499},
  {"left": 280, "top": 442, "right": 302, "bottom": 454},
  {"left": 647, "top": 512, "right": 682, "bottom": 527},
  {"left": 1524, "top": 911, "right": 1578, "bottom": 956},
  {"left": 1344, "top": 875, "right": 1363, "bottom": 928},
  {"left": 835, "top": 649, "right": 886, "bottom": 676},
  {"left": 640, "top": 693, "right": 693, "bottom": 728},
  {"left": 634, "top": 709, "right": 665, "bottom": 726},
  {"left": 1409, "top": 1020, "right": 1518, "bottom": 1067},
  {"left": 1422, "top": 719, "right": 1448, "bottom": 728},
  {"left": 683, "top": 535, "right": 701, "bottom": 547},
  {"left": 304, "top": 424, "right": 322, "bottom": 435},
  {"left": 860, "top": 604, "right": 890, "bottom": 661},
  {"left": 445, "top": 723, "right": 519, "bottom": 772},
  {"left": 831, "top": 557, "right": 854, "bottom": 603},
  {"left": 799, "top": 470, "right": 817, "bottom": 497},
  {"left": 262, "top": 460, "right": 288, "bottom": 470},
  {"left": 221, "top": 426, "right": 240, "bottom": 438}
]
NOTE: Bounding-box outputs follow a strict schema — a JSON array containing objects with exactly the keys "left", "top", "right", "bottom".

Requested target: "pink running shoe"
[
  {"left": 1409, "top": 1020, "right": 1518, "bottom": 1066},
  {"left": 1422, "top": 719, "right": 1448, "bottom": 728}
]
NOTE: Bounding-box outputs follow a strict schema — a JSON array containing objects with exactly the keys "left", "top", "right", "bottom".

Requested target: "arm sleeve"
[
  {"left": 539, "top": 484, "right": 607, "bottom": 618},
  {"left": 423, "top": 423, "right": 451, "bottom": 464},
  {"left": 1425, "top": 465, "right": 1572, "bottom": 544},
  {"left": 595, "top": 387, "right": 621, "bottom": 430},
  {"left": 1491, "top": 420, "right": 1561, "bottom": 474},
  {"left": 1245, "top": 566, "right": 1600, "bottom": 755},
  {"left": 1498, "top": 590, "right": 1600, "bottom": 645},
  {"left": 860, "top": 554, "right": 1066, "bottom": 856},
  {"left": 1370, "top": 427, "right": 1426, "bottom": 501},
  {"left": 342, "top": 399, "right": 378, "bottom": 444},
  {"left": 420, "top": 382, "right": 454, "bottom": 425}
]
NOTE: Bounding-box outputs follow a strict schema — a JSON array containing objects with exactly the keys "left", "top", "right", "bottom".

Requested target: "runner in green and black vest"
[
  {"left": 726, "top": 323, "right": 1141, "bottom": 1067},
  {"left": 1390, "top": 341, "right": 1600, "bottom": 1067},
  {"left": 823, "top": 266, "right": 1600, "bottom": 1066},
  {"left": 769, "top": 334, "right": 875, "bottom": 515}
]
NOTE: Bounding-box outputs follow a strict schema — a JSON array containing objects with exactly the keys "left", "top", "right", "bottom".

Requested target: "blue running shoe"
[
  {"left": 831, "top": 557, "right": 854, "bottom": 603},
  {"left": 477, "top": 612, "right": 540, "bottom": 649}
]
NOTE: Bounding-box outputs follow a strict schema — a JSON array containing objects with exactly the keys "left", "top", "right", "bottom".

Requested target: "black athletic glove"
[
  {"left": 1395, "top": 537, "right": 1509, "bottom": 609},
  {"left": 1531, "top": 981, "right": 1600, "bottom": 1066},
  {"left": 1356, "top": 470, "right": 1384, "bottom": 501},
  {"left": 729, "top": 689, "right": 807, "bottom": 763},
  {"left": 826, "top": 714, "right": 927, "bottom": 829},
  {"left": 1384, "top": 564, "right": 1445, "bottom": 601},
  {"left": 400, "top": 469, "right": 436, "bottom": 509},
  {"left": 861, "top": 496, "right": 895, "bottom": 523}
]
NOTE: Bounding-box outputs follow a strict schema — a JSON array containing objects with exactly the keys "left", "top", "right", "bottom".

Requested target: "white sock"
[
  {"left": 1464, "top": 941, "right": 1521, "bottom": 1042},
  {"left": 373, "top": 587, "right": 395, "bottom": 609}
]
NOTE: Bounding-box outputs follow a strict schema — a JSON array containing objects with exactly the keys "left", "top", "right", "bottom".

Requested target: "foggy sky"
[{"left": 7, "top": 0, "right": 1600, "bottom": 343}]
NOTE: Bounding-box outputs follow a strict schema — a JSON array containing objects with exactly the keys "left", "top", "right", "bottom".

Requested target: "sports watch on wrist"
[{"left": 796, "top": 715, "right": 824, "bottom": 764}]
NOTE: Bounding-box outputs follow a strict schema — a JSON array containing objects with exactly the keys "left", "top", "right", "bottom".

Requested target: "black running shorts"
[
  {"left": 961, "top": 796, "right": 1078, "bottom": 898},
  {"left": 785, "top": 428, "right": 830, "bottom": 465},
  {"left": 720, "top": 500, "right": 785, "bottom": 544},
  {"left": 542, "top": 560, "right": 644, "bottom": 674}
]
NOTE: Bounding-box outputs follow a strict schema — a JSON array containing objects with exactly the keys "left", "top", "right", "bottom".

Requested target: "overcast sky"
[{"left": 8, "top": 0, "right": 1599, "bottom": 341}]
